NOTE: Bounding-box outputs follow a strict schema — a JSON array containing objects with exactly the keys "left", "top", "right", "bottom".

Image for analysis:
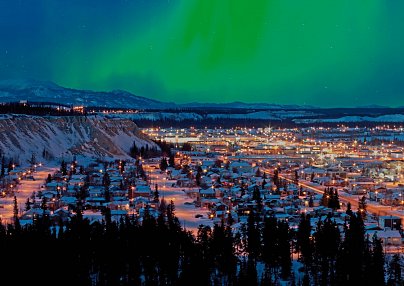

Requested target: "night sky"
[{"left": 1, "top": 0, "right": 404, "bottom": 107}]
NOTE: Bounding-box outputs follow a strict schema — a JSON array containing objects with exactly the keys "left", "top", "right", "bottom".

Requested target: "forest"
[{"left": 0, "top": 200, "right": 399, "bottom": 286}]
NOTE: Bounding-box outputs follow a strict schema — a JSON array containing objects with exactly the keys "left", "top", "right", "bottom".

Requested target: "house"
[
  {"left": 371, "top": 230, "right": 402, "bottom": 246},
  {"left": 379, "top": 216, "right": 402, "bottom": 230},
  {"left": 133, "top": 185, "right": 151, "bottom": 198},
  {"left": 20, "top": 208, "right": 51, "bottom": 220},
  {"left": 45, "top": 182, "right": 65, "bottom": 192},
  {"left": 200, "top": 188, "right": 216, "bottom": 199},
  {"left": 51, "top": 207, "right": 71, "bottom": 224},
  {"left": 230, "top": 161, "right": 252, "bottom": 174}
]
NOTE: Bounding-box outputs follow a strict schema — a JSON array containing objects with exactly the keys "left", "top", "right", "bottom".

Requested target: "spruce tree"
[
  {"left": 154, "top": 184, "right": 159, "bottom": 202},
  {"left": 160, "top": 157, "right": 168, "bottom": 171},
  {"left": 371, "top": 235, "right": 385, "bottom": 286},
  {"left": 278, "top": 220, "right": 291, "bottom": 280},
  {"left": 297, "top": 214, "right": 313, "bottom": 269},
  {"left": 1, "top": 156, "right": 5, "bottom": 177},
  {"left": 168, "top": 154, "right": 175, "bottom": 167},
  {"left": 102, "top": 172, "right": 110, "bottom": 187},
  {"left": 13, "top": 196, "right": 19, "bottom": 219},
  {"left": 60, "top": 160, "right": 67, "bottom": 176},
  {"left": 388, "top": 254, "right": 401, "bottom": 285},
  {"left": 262, "top": 216, "right": 278, "bottom": 275},
  {"left": 40, "top": 197, "right": 47, "bottom": 211},
  {"left": 25, "top": 198, "right": 32, "bottom": 211},
  {"left": 358, "top": 195, "right": 367, "bottom": 219},
  {"left": 246, "top": 210, "right": 260, "bottom": 258}
]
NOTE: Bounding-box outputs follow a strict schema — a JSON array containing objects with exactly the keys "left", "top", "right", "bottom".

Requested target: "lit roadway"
[
  {"left": 0, "top": 164, "right": 57, "bottom": 224},
  {"left": 264, "top": 169, "right": 404, "bottom": 221},
  {"left": 143, "top": 162, "right": 213, "bottom": 234}
]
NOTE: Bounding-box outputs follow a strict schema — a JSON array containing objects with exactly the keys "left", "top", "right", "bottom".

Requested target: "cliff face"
[{"left": 0, "top": 115, "right": 154, "bottom": 162}]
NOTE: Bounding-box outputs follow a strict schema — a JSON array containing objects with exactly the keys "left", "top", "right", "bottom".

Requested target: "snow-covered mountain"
[
  {"left": 179, "top": 101, "right": 316, "bottom": 110},
  {"left": 294, "top": 114, "right": 404, "bottom": 124},
  {"left": 0, "top": 79, "right": 313, "bottom": 110},
  {"left": 0, "top": 114, "right": 155, "bottom": 162},
  {"left": 0, "top": 79, "right": 175, "bottom": 109}
]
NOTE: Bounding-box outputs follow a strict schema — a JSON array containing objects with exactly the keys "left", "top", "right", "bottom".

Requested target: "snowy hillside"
[
  {"left": 206, "top": 110, "right": 318, "bottom": 120},
  {"left": 105, "top": 112, "right": 204, "bottom": 121},
  {"left": 0, "top": 115, "right": 155, "bottom": 162},
  {"left": 180, "top": 101, "right": 316, "bottom": 110},
  {"left": 295, "top": 114, "right": 404, "bottom": 124},
  {"left": 0, "top": 79, "right": 174, "bottom": 109},
  {"left": 105, "top": 110, "right": 319, "bottom": 121}
]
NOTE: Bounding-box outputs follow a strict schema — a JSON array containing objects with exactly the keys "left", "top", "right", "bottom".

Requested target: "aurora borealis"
[{"left": 1, "top": 1, "right": 404, "bottom": 107}]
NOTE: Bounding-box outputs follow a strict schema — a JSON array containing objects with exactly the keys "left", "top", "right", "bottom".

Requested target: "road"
[
  {"left": 0, "top": 164, "right": 57, "bottom": 224},
  {"left": 264, "top": 169, "right": 404, "bottom": 220},
  {"left": 144, "top": 163, "right": 213, "bottom": 234}
]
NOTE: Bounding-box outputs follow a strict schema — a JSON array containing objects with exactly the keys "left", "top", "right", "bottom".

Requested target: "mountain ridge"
[{"left": 0, "top": 79, "right": 313, "bottom": 110}]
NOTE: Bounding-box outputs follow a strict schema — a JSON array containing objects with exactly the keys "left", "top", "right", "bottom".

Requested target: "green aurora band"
[{"left": 2, "top": 0, "right": 404, "bottom": 107}]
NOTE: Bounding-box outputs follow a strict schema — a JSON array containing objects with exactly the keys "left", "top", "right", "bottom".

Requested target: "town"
[{"left": 0, "top": 124, "right": 403, "bottom": 285}]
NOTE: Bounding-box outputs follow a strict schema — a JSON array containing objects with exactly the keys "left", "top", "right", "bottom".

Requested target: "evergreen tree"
[
  {"left": 159, "top": 198, "right": 167, "bottom": 215},
  {"left": 314, "top": 214, "right": 341, "bottom": 285},
  {"left": 168, "top": 154, "right": 175, "bottom": 167},
  {"left": 294, "top": 170, "right": 299, "bottom": 184},
  {"left": 358, "top": 195, "right": 367, "bottom": 219},
  {"left": 388, "top": 254, "right": 401, "bottom": 285},
  {"left": 29, "top": 152, "right": 36, "bottom": 166},
  {"left": 246, "top": 210, "right": 260, "bottom": 258},
  {"left": 60, "top": 160, "right": 67, "bottom": 176},
  {"left": 8, "top": 160, "right": 14, "bottom": 172},
  {"left": 346, "top": 202, "right": 353, "bottom": 216},
  {"left": 333, "top": 189, "right": 340, "bottom": 210},
  {"left": 1, "top": 156, "right": 5, "bottom": 177},
  {"left": 104, "top": 187, "right": 111, "bottom": 202},
  {"left": 160, "top": 157, "right": 168, "bottom": 171},
  {"left": 46, "top": 174, "right": 52, "bottom": 183},
  {"left": 273, "top": 169, "right": 280, "bottom": 189},
  {"left": 371, "top": 235, "right": 385, "bottom": 286},
  {"left": 297, "top": 214, "right": 313, "bottom": 269},
  {"left": 154, "top": 184, "right": 159, "bottom": 202},
  {"left": 102, "top": 172, "right": 110, "bottom": 187},
  {"left": 336, "top": 213, "right": 366, "bottom": 285},
  {"left": 195, "top": 170, "right": 202, "bottom": 186},
  {"left": 278, "top": 220, "right": 291, "bottom": 280},
  {"left": 321, "top": 188, "right": 330, "bottom": 207},
  {"left": 40, "top": 197, "right": 47, "bottom": 211},
  {"left": 262, "top": 216, "right": 278, "bottom": 276},
  {"left": 13, "top": 196, "right": 19, "bottom": 219},
  {"left": 252, "top": 187, "right": 262, "bottom": 212},
  {"left": 262, "top": 179, "right": 267, "bottom": 189},
  {"left": 25, "top": 198, "right": 32, "bottom": 211},
  {"left": 129, "top": 141, "right": 139, "bottom": 158}
]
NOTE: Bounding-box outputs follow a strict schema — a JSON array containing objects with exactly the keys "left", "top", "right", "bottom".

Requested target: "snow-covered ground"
[
  {"left": 0, "top": 115, "right": 153, "bottom": 162},
  {"left": 295, "top": 114, "right": 404, "bottom": 123},
  {"left": 0, "top": 164, "right": 57, "bottom": 224},
  {"left": 146, "top": 166, "right": 213, "bottom": 234}
]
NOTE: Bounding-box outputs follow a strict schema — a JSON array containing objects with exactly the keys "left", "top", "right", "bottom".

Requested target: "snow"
[
  {"left": 0, "top": 163, "right": 57, "bottom": 223},
  {"left": 146, "top": 165, "right": 213, "bottom": 234},
  {"left": 0, "top": 115, "right": 154, "bottom": 162},
  {"left": 296, "top": 114, "right": 404, "bottom": 123},
  {"left": 0, "top": 79, "right": 172, "bottom": 109}
]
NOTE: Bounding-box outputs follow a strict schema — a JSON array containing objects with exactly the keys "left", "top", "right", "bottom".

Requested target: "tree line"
[{"left": 0, "top": 200, "right": 400, "bottom": 285}]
